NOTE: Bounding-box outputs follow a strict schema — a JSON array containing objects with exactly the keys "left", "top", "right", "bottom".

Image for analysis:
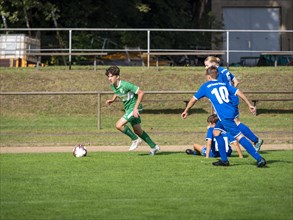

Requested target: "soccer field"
[
  {"left": 1, "top": 66, "right": 292, "bottom": 219},
  {"left": 0, "top": 150, "right": 292, "bottom": 220}
]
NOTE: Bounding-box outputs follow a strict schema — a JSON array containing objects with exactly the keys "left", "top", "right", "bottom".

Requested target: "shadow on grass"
[
  {"left": 230, "top": 154, "right": 249, "bottom": 158},
  {"left": 257, "top": 109, "right": 293, "bottom": 115},
  {"left": 138, "top": 151, "right": 184, "bottom": 156},
  {"left": 143, "top": 108, "right": 208, "bottom": 114},
  {"left": 267, "top": 159, "right": 293, "bottom": 164}
]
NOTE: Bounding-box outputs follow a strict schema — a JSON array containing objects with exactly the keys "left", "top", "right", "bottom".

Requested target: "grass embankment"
[{"left": 0, "top": 66, "right": 292, "bottom": 146}]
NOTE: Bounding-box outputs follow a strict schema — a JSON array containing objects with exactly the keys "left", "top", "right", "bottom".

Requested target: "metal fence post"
[
  {"left": 147, "top": 30, "right": 150, "bottom": 69},
  {"left": 69, "top": 30, "right": 72, "bottom": 70},
  {"left": 97, "top": 92, "right": 101, "bottom": 129},
  {"left": 226, "top": 31, "right": 229, "bottom": 68}
]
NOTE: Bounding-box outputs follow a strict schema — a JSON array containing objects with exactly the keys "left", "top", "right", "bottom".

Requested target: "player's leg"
[
  {"left": 132, "top": 121, "right": 160, "bottom": 155},
  {"left": 193, "top": 144, "right": 203, "bottom": 155},
  {"left": 116, "top": 117, "right": 141, "bottom": 151},
  {"left": 235, "top": 117, "right": 263, "bottom": 151},
  {"left": 116, "top": 117, "right": 137, "bottom": 139},
  {"left": 223, "top": 119, "right": 266, "bottom": 167},
  {"left": 213, "top": 129, "right": 229, "bottom": 165}
]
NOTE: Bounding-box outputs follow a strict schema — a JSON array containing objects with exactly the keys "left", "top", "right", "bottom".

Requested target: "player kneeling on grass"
[
  {"left": 186, "top": 114, "right": 243, "bottom": 158},
  {"left": 105, "top": 66, "right": 160, "bottom": 155},
  {"left": 181, "top": 66, "right": 266, "bottom": 167}
]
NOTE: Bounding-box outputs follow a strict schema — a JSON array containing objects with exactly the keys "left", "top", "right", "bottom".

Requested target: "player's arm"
[
  {"left": 231, "top": 141, "right": 243, "bottom": 158},
  {"left": 133, "top": 89, "right": 144, "bottom": 118},
  {"left": 106, "top": 94, "right": 117, "bottom": 105},
  {"left": 236, "top": 90, "right": 256, "bottom": 115},
  {"left": 232, "top": 78, "right": 239, "bottom": 87},
  {"left": 205, "top": 139, "right": 212, "bottom": 158},
  {"left": 181, "top": 97, "right": 197, "bottom": 119}
]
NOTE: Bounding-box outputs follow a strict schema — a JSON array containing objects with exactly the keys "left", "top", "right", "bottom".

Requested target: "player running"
[
  {"left": 105, "top": 66, "right": 160, "bottom": 155},
  {"left": 204, "top": 56, "right": 264, "bottom": 152},
  {"left": 181, "top": 66, "right": 266, "bottom": 167}
]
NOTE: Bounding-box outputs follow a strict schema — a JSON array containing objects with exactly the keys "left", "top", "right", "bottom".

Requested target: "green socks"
[
  {"left": 123, "top": 125, "right": 138, "bottom": 140},
  {"left": 139, "top": 131, "right": 156, "bottom": 148},
  {"left": 123, "top": 126, "right": 156, "bottom": 148}
]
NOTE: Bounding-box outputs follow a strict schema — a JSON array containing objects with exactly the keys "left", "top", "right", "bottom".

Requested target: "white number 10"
[{"left": 211, "top": 86, "right": 229, "bottom": 104}]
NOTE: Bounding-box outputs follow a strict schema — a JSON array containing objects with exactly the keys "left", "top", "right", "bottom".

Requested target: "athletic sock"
[
  {"left": 214, "top": 135, "right": 228, "bottom": 162},
  {"left": 123, "top": 125, "right": 138, "bottom": 141},
  {"left": 139, "top": 131, "right": 156, "bottom": 148},
  {"left": 238, "top": 137, "right": 262, "bottom": 161},
  {"left": 238, "top": 123, "right": 258, "bottom": 143}
]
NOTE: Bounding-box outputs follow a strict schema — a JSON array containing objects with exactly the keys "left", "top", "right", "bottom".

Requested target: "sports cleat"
[
  {"left": 129, "top": 138, "right": 142, "bottom": 151},
  {"left": 257, "top": 158, "right": 267, "bottom": 168},
  {"left": 150, "top": 145, "right": 160, "bottom": 156},
  {"left": 185, "top": 149, "right": 195, "bottom": 155},
  {"left": 255, "top": 139, "right": 264, "bottom": 152},
  {"left": 212, "top": 160, "right": 230, "bottom": 167}
]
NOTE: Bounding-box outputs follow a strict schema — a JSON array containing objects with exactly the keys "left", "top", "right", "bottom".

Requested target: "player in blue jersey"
[
  {"left": 186, "top": 114, "right": 243, "bottom": 158},
  {"left": 181, "top": 66, "right": 266, "bottom": 167},
  {"left": 105, "top": 66, "right": 160, "bottom": 155},
  {"left": 204, "top": 56, "right": 263, "bottom": 152}
]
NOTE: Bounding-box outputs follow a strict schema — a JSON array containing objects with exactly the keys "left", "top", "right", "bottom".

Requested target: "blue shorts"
[
  {"left": 214, "top": 119, "right": 242, "bottom": 138},
  {"left": 202, "top": 147, "right": 232, "bottom": 157},
  {"left": 233, "top": 107, "right": 239, "bottom": 119}
]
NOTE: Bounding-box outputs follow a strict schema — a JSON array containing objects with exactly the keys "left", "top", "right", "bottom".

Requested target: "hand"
[
  {"left": 133, "top": 109, "right": 140, "bottom": 118},
  {"left": 106, "top": 100, "right": 114, "bottom": 105},
  {"left": 181, "top": 111, "right": 188, "bottom": 119},
  {"left": 249, "top": 105, "right": 256, "bottom": 115}
]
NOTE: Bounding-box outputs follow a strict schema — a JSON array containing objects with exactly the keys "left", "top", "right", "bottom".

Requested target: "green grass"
[
  {"left": 1, "top": 150, "right": 292, "bottom": 220},
  {"left": 1, "top": 113, "right": 292, "bottom": 146},
  {"left": 0, "top": 66, "right": 292, "bottom": 220},
  {"left": 1, "top": 66, "right": 292, "bottom": 147}
]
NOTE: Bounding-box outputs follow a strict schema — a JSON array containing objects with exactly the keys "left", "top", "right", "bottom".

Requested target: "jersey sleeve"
[
  {"left": 194, "top": 83, "right": 206, "bottom": 100},
  {"left": 226, "top": 83, "right": 238, "bottom": 96},
  {"left": 206, "top": 127, "right": 214, "bottom": 141},
  {"left": 123, "top": 81, "right": 139, "bottom": 94},
  {"left": 229, "top": 72, "right": 236, "bottom": 81},
  {"left": 218, "top": 66, "right": 236, "bottom": 85}
]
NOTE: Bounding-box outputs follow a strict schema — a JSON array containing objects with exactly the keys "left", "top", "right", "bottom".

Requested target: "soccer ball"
[{"left": 73, "top": 144, "right": 87, "bottom": 157}]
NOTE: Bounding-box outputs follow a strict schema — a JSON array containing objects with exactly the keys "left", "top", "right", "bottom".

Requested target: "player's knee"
[{"left": 115, "top": 122, "right": 123, "bottom": 131}]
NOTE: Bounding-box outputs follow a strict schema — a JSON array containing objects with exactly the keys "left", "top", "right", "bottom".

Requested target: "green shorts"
[{"left": 122, "top": 109, "right": 142, "bottom": 126}]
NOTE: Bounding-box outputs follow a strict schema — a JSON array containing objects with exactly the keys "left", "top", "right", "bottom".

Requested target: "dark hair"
[
  {"left": 207, "top": 114, "right": 218, "bottom": 124},
  {"left": 105, "top": 66, "right": 120, "bottom": 76},
  {"left": 206, "top": 66, "right": 219, "bottom": 79}
]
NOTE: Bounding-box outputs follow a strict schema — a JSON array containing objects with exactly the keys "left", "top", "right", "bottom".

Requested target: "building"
[{"left": 212, "top": 0, "right": 293, "bottom": 65}]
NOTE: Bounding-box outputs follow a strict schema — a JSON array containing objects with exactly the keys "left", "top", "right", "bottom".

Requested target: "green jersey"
[{"left": 110, "top": 80, "right": 142, "bottom": 111}]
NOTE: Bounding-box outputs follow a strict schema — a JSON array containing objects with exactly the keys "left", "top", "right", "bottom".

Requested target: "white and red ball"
[{"left": 73, "top": 144, "right": 87, "bottom": 157}]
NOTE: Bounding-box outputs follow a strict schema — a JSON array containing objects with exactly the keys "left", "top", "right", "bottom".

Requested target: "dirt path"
[{"left": 0, "top": 144, "right": 292, "bottom": 154}]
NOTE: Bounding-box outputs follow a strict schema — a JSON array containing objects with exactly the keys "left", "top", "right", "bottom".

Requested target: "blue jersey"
[
  {"left": 217, "top": 66, "right": 239, "bottom": 107},
  {"left": 203, "top": 127, "right": 233, "bottom": 157},
  {"left": 194, "top": 80, "right": 238, "bottom": 120},
  {"left": 217, "top": 66, "right": 236, "bottom": 86}
]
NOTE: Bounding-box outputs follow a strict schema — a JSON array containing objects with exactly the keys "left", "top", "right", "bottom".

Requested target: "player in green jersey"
[{"left": 105, "top": 66, "right": 160, "bottom": 155}]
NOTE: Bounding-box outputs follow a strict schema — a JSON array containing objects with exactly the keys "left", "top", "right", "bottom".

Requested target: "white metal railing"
[{"left": 1, "top": 28, "right": 293, "bottom": 67}]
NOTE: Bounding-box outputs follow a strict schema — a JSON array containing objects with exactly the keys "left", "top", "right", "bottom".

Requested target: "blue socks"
[
  {"left": 238, "top": 137, "right": 262, "bottom": 161},
  {"left": 214, "top": 135, "right": 228, "bottom": 162},
  {"left": 238, "top": 123, "right": 258, "bottom": 143}
]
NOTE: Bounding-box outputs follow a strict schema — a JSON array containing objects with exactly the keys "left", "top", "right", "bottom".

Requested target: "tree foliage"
[{"left": 1, "top": 0, "right": 222, "bottom": 54}]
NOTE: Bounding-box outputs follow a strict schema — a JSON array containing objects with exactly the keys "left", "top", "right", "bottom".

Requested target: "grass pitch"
[
  {"left": 1, "top": 150, "right": 292, "bottom": 220},
  {"left": 0, "top": 66, "right": 292, "bottom": 219}
]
